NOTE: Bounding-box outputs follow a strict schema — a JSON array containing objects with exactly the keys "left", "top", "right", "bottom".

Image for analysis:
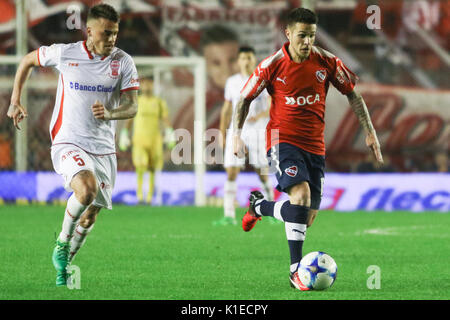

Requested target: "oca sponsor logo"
[{"left": 285, "top": 94, "right": 321, "bottom": 106}]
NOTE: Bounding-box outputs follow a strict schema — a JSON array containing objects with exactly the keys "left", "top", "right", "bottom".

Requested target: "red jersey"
[{"left": 241, "top": 42, "right": 357, "bottom": 155}]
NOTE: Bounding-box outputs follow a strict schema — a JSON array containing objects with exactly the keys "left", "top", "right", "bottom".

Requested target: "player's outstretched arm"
[
  {"left": 232, "top": 96, "right": 251, "bottom": 158},
  {"left": 346, "top": 90, "right": 383, "bottom": 164},
  {"left": 92, "top": 89, "right": 138, "bottom": 120},
  {"left": 8, "top": 50, "right": 40, "bottom": 130}
]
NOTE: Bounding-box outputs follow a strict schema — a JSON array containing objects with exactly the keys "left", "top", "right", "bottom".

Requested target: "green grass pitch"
[{"left": 0, "top": 205, "right": 449, "bottom": 300}]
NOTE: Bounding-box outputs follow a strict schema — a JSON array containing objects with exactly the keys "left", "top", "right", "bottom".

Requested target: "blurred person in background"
[
  {"left": 434, "top": 150, "right": 449, "bottom": 172},
  {"left": 200, "top": 24, "right": 240, "bottom": 91},
  {"left": 214, "top": 46, "right": 274, "bottom": 226},
  {"left": 120, "top": 76, "right": 175, "bottom": 205},
  {"left": 172, "top": 24, "right": 240, "bottom": 136}
]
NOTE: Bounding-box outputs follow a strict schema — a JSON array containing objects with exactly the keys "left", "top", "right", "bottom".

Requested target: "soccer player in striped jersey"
[
  {"left": 232, "top": 8, "right": 383, "bottom": 290},
  {"left": 7, "top": 4, "right": 139, "bottom": 286}
]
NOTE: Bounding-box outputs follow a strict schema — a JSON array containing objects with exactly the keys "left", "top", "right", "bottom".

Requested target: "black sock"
[{"left": 283, "top": 204, "right": 309, "bottom": 272}]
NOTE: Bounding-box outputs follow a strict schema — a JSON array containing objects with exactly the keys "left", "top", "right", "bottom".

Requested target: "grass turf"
[{"left": 0, "top": 205, "right": 449, "bottom": 300}]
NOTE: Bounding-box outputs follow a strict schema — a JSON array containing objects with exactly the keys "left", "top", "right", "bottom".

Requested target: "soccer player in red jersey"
[{"left": 233, "top": 8, "right": 383, "bottom": 290}]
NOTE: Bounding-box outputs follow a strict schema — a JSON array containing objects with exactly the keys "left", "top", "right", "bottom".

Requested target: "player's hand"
[
  {"left": 7, "top": 102, "right": 28, "bottom": 130},
  {"left": 164, "top": 127, "right": 176, "bottom": 150},
  {"left": 91, "top": 100, "right": 111, "bottom": 120},
  {"left": 233, "top": 134, "right": 247, "bottom": 159},
  {"left": 119, "top": 128, "right": 130, "bottom": 151},
  {"left": 365, "top": 131, "right": 383, "bottom": 164}
]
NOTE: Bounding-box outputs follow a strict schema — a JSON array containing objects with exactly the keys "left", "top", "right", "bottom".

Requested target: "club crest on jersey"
[
  {"left": 109, "top": 60, "right": 120, "bottom": 78},
  {"left": 285, "top": 166, "right": 298, "bottom": 177},
  {"left": 316, "top": 70, "right": 326, "bottom": 83}
]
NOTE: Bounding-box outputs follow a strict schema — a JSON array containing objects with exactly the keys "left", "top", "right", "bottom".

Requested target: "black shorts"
[{"left": 267, "top": 143, "right": 325, "bottom": 210}]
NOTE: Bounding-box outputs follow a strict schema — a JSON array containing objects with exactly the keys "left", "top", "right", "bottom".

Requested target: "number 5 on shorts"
[{"left": 73, "top": 155, "right": 85, "bottom": 166}]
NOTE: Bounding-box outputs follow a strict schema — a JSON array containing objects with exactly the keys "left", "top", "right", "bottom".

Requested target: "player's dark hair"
[
  {"left": 199, "top": 24, "right": 239, "bottom": 51},
  {"left": 239, "top": 46, "right": 255, "bottom": 55},
  {"left": 286, "top": 7, "right": 318, "bottom": 27},
  {"left": 87, "top": 3, "right": 120, "bottom": 23}
]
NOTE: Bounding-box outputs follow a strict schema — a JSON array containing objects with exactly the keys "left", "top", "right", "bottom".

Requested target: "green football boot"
[
  {"left": 52, "top": 239, "right": 70, "bottom": 286},
  {"left": 212, "top": 216, "right": 237, "bottom": 226},
  {"left": 55, "top": 269, "right": 68, "bottom": 286}
]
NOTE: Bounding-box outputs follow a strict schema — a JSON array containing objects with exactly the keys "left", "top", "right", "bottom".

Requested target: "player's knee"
[
  {"left": 75, "top": 181, "right": 98, "bottom": 206},
  {"left": 288, "top": 182, "right": 311, "bottom": 207},
  {"left": 77, "top": 186, "right": 97, "bottom": 206},
  {"left": 72, "top": 170, "right": 98, "bottom": 205},
  {"left": 226, "top": 168, "right": 239, "bottom": 181}
]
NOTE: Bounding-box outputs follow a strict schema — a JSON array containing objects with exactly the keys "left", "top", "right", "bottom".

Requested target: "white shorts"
[
  {"left": 51, "top": 144, "right": 117, "bottom": 210},
  {"left": 224, "top": 126, "right": 269, "bottom": 169}
]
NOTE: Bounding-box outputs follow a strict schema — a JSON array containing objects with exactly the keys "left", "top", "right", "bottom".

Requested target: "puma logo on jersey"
[
  {"left": 285, "top": 94, "right": 321, "bottom": 106},
  {"left": 276, "top": 76, "right": 287, "bottom": 85}
]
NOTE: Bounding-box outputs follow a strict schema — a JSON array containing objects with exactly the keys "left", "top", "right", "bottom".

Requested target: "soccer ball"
[{"left": 298, "top": 251, "right": 337, "bottom": 290}]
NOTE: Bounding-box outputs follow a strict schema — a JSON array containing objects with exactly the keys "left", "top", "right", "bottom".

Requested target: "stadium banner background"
[
  {"left": 324, "top": 83, "right": 449, "bottom": 170},
  {"left": 0, "top": 171, "right": 448, "bottom": 212}
]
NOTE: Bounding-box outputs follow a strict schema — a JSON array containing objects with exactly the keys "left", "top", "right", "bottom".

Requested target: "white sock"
[
  {"left": 224, "top": 180, "right": 237, "bottom": 219},
  {"left": 262, "top": 179, "right": 274, "bottom": 201},
  {"left": 290, "top": 263, "right": 298, "bottom": 274},
  {"left": 69, "top": 223, "right": 94, "bottom": 263},
  {"left": 58, "top": 194, "right": 87, "bottom": 243}
]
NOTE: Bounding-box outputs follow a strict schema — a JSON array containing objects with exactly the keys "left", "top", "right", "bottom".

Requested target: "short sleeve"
[
  {"left": 330, "top": 57, "right": 358, "bottom": 95},
  {"left": 38, "top": 44, "right": 63, "bottom": 68},
  {"left": 120, "top": 55, "right": 140, "bottom": 93}
]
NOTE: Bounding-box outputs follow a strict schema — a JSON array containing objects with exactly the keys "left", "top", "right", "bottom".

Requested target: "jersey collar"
[
  {"left": 82, "top": 40, "right": 110, "bottom": 60},
  {"left": 282, "top": 42, "right": 312, "bottom": 64}
]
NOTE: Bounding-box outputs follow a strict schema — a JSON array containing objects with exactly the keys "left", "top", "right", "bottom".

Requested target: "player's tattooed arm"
[
  {"left": 346, "top": 90, "right": 384, "bottom": 164},
  {"left": 233, "top": 96, "right": 251, "bottom": 135},
  {"left": 92, "top": 90, "right": 138, "bottom": 120}
]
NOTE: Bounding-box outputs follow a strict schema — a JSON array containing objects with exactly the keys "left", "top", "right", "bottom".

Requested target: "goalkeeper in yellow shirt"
[{"left": 119, "top": 77, "right": 175, "bottom": 204}]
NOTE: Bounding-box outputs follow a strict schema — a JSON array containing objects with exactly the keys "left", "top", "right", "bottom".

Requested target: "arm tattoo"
[
  {"left": 233, "top": 97, "right": 251, "bottom": 135},
  {"left": 111, "top": 90, "right": 138, "bottom": 120},
  {"left": 347, "top": 91, "right": 375, "bottom": 133}
]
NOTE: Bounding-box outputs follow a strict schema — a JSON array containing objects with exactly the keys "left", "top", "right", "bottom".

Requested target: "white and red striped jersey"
[
  {"left": 38, "top": 41, "right": 139, "bottom": 155},
  {"left": 241, "top": 42, "right": 357, "bottom": 155}
]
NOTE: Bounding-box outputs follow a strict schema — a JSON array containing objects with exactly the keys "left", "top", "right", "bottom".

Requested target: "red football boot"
[
  {"left": 242, "top": 191, "right": 264, "bottom": 232},
  {"left": 289, "top": 271, "right": 311, "bottom": 291}
]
